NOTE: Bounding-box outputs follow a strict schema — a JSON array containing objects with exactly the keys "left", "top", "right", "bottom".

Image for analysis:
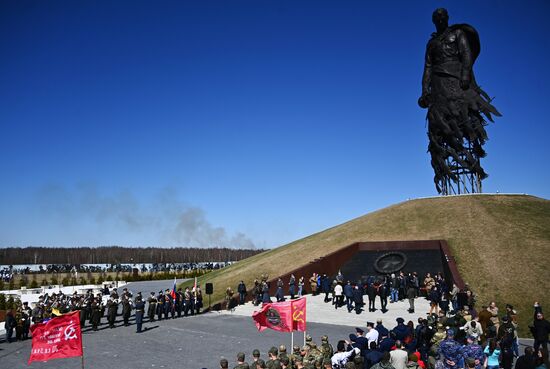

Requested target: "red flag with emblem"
[
  {"left": 28, "top": 310, "right": 83, "bottom": 364},
  {"left": 252, "top": 300, "right": 293, "bottom": 332},
  {"left": 291, "top": 297, "right": 307, "bottom": 331}
]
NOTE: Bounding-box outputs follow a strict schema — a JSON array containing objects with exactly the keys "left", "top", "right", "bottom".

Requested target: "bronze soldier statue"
[{"left": 419, "top": 8, "right": 501, "bottom": 195}]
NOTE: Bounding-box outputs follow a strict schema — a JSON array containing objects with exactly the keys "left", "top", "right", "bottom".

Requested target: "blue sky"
[{"left": 1, "top": 1, "right": 549, "bottom": 249}]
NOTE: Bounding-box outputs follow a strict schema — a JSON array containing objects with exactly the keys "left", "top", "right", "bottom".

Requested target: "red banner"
[
  {"left": 291, "top": 297, "right": 307, "bottom": 332},
  {"left": 252, "top": 297, "right": 307, "bottom": 332},
  {"left": 253, "top": 300, "right": 293, "bottom": 332},
  {"left": 28, "top": 311, "right": 83, "bottom": 364}
]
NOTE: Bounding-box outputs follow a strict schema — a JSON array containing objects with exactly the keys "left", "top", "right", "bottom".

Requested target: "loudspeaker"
[{"left": 205, "top": 283, "right": 213, "bottom": 295}]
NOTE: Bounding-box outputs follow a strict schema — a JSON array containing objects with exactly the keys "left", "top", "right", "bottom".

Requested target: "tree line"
[{"left": 0, "top": 246, "right": 265, "bottom": 265}]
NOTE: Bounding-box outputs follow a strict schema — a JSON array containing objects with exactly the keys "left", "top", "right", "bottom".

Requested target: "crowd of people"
[
  {"left": 219, "top": 303, "right": 549, "bottom": 369},
  {"left": 0, "top": 262, "right": 231, "bottom": 277},
  {"left": 3, "top": 284, "right": 205, "bottom": 342},
  {"left": 235, "top": 271, "right": 473, "bottom": 317},
  {"left": 3, "top": 270, "right": 549, "bottom": 369},
  {"left": 1, "top": 268, "right": 13, "bottom": 282},
  {"left": 226, "top": 271, "right": 550, "bottom": 369}
]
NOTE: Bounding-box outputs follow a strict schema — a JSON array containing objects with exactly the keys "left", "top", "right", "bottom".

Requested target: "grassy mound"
[{"left": 188, "top": 194, "right": 550, "bottom": 335}]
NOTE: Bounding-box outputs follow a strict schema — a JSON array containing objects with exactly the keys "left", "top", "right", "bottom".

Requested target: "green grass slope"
[{"left": 189, "top": 194, "right": 550, "bottom": 335}]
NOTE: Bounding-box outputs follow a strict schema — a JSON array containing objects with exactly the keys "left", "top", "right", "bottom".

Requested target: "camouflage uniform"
[
  {"left": 308, "top": 344, "right": 322, "bottom": 365},
  {"left": 288, "top": 345, "right": 302, "bottom": 369},
  {"left": 300, "top": 346, "right": 313, "bottom": 367},
  {"left": 438, "top": 334, "right": 464, "bottom": 369},
  {"left": 266, "top": 347, "right": 281, "bottom": 369},
  {"left": 320, "top": 335, "right": 334, "bottom": 359},
  {"left": 234, "top": 352, "right": 250, "bottom": 369},
  {"left": 255, "top": 358, "right": 266, "bottom": 369},
  {"left": 461, "top": 342, "right": 484, "bottom": 369}
]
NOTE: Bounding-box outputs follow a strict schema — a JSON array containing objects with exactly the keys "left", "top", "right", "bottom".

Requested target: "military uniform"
[
  {"left": 234, "top": 352, "right": 249, "bottom": 369},
  {"left": 461, "top": 341, "right": 484, "bottom": 369},
  {"left": 288, "top": 346, "right": 302, "bottom": 369},
  {"left": 90, "top": 300, "right": 102, "bottom": 331},
  {"left": 107, "top": 298, "right": 118, "bottom": 328},
  {"left": 21, "top": 303, "right": 32, "bottom": 340},
  {"left": 122, "top": 296, "right": 132, "bottom": 326},
  {"left": 184, "top": 288, "right": 193, "bottom": 316},
  {"left": 194, "top": 287, "right": 203, "bottom": 314},
  {"left": 175, "top": 289, "right": 183, "bottom": 317},
  {"left": 134, "top": 299, "right": 145, "bottom": 333},
  {"left": 266, "top": 347, "right": 281, "bottom": 369},
  {"left": 234, "top": 363, "right": 250, "bottom": 369},
  {"left": 147, "top": 293, "right": 157, "bottom": 321},
  {"left": 156, "top": 292, "right": 164, "bottom": 320},
  {"left": 15, "top": 308, "right": 24, "bottom": 340},
  {"left": 438, "top": 333, "right": 464, "bottom": 369},
  {"left": 320, "top": 342, "right": 333, "bottom": 360},
  {"left": 31, "top": 305, "right": 43, "bottom": 324}
]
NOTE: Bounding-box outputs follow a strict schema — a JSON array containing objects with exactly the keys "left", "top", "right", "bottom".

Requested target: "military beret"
[
  {"left": 237, "top": 352, "right": 245, "bottom": 361},
  {"left": 256, "top": 359, "right": 266, "bottom": 368},
  {"left": 293, "top": 345, "right": 301, "bottom": 352},
  {"left": 321, "top": 335, "right": 328, "bottom": 342},
  {"left": 396, "top": 317, "right": 405, "bottom": 323},
  {"left": 219, "top": 358, "right": 229, "bottom": 367},
  {"left": 269, "top": 346, "right": 279, "bottom": 355},
  {"left": 280, "top": 356, "right": 290, "bottom": 366},
  {"left": 323, "top": 358, "right": 332, "bottom": 366},
  {"left": 252, "top": 349, "right": 260, "bottom": 357}
]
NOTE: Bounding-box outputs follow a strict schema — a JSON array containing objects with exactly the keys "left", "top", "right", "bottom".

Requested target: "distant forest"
[{"left": 0, "top": 247, "right": 265, "bottom": 265}]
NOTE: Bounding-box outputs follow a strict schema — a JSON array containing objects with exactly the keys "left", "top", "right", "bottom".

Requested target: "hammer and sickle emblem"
[
  {"left": 293, "top": 310, "right": 304, "bottom": 323},
  {"left": 64, "top": 323, "right": 77, "bottom": 340}
]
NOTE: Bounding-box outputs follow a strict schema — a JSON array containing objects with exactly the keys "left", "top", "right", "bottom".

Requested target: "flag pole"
[
  {"left": 291, "top": 332, "right": 294, "bottom": 351},
  {"left": 81, "top": 314, "right": 85, "bottom": 369},
  {"left": 303, "top": 331, "right": 306, "bottom": 346}
]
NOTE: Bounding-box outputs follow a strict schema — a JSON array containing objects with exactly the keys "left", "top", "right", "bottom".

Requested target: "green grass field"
[{"left": 184, "top": 194, "right": 550, "bottom": 336}]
